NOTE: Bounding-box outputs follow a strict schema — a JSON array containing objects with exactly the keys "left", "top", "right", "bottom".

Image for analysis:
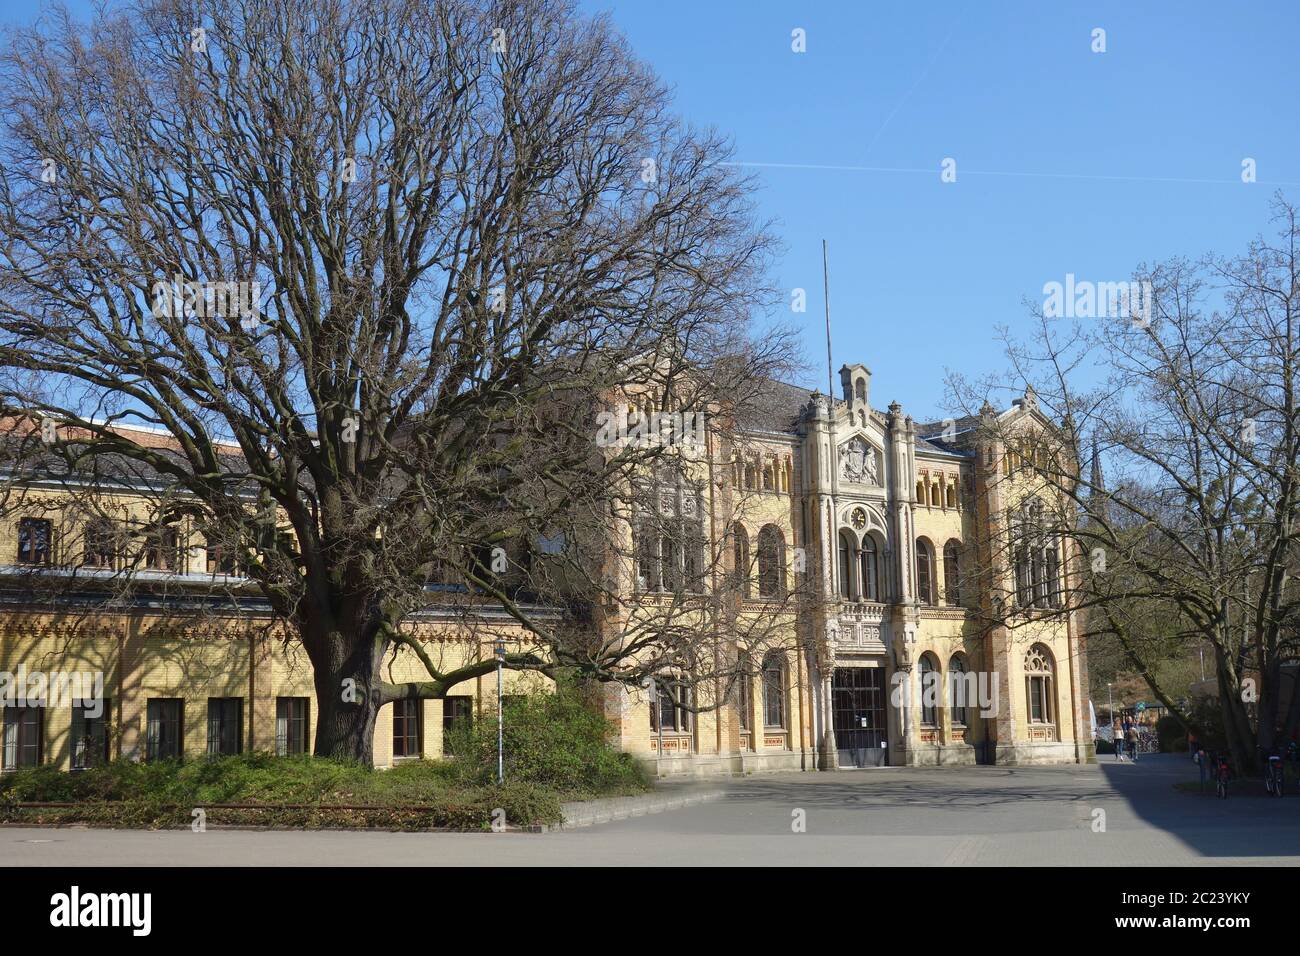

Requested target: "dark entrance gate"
[{"left": 832, "top": 667, "right": 888, "bottom": 767}]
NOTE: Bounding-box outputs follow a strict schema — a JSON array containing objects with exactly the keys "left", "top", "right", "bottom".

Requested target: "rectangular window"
[
  {"left": 1047, "top": 546, "right": 1062, "bottom": 608},
  {"left": 1032, "top": 548, "right": 1048, "bottom": 608},
  {"left": 950, "top": 669, "right": 969, "bottom": 727},
  {"left": 763, "top": 664, "right": 786, "bottom": 728},
  {"left": 1015, "top": 545, "right": 1032, "bottom": 608},
  {"left": 16, "top": 518, "right": 53, "bottom": 564},
  {"left": 1027, "top": 676, "right": 1053, "bottom": 724},
  {"left": 2, "top": 706, "right": 43, "bottom": 771},
  {"left": 275, "top": 697, "right": 309, "bottom": 756},
  {"left": 205, "top": 542, "right": 239, "bottom": 575},
  {"left": 737, "top": 671, "right": 751, "bottom": 731},
  {"left": 144, "top": 525, "right": 180, "bottom": 571},
  {"left": 207, "top": 698, "right": 243, "bottom": 755},
  {"left": 441, "top": 696, "right": 472, "bottom": 755},
  {"left": 83, "top": 519, "right": 122, "bottom": 570},
  {"left": 71, "top": 697, "right": 111, "bottom": 770},
  {"left": 392, "top": 699, "right": 423, "bottom": 759},
  {"left": 634, "top": 525, "right": 656, "bottom": 591},
  {"left": 146, "top": 699, "right": 183, "bottom": 761},
  {"left": 650, "top": 685, "right": 691, "bottom": 733}
]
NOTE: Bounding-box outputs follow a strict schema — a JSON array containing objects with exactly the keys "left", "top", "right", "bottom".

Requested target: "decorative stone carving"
[{"left": 839, "top": 437, "right": 879, "bottom": 485}]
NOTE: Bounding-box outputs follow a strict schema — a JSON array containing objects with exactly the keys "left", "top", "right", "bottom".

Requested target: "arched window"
[
  {"left": 732, "top": 524, "right": 750, "bottom": 598},
  {"left": 916, "top": 479, "right": 927, "bottom": 505},
  {"left": 915, "top": 539, "right": 935, "bottom": 605},
  {"left": 837, "top": 531, "right": 855, "bottom": 600},
  {"left": 1025, "top": 644, "right": 1055, "bottom": 725},
  {"left": 948, "top": 653, "right": 969, "bottom": 726},
  {"left": 757, "top": 525, "right": 785, "bottom": 599},
  {"left": 919, "top": 653, "right": 939, "bottom": 727},
  {"left": 946, "top": 484, "right": 958, "bottom": 508},
  {"left": 943, "top": 541, "right": 961, "bottom": 606},
  {"left": 860, "top": 535, "right": 880, "bottom": 602},
  {"left": 762, "top": 653, "right": 787, "bottom": 728}
]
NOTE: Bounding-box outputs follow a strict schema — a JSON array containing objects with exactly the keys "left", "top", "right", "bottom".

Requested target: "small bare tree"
[{"left": 951, "top": 195, "right": 1300, "bottom": 772}]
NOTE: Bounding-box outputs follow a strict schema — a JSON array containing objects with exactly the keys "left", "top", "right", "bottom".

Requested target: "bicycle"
[
  {"left": 1215, "top": 754, "right": 1231, "bottom": 799},
  {"left": 1265, "top": 752, "right": 1284, "bottom": 797}
]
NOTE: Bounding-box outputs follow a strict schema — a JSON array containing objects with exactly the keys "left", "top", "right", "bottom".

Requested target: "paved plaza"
[{"left": 4, "top": 755, "right": 1297, "bottom": 866}]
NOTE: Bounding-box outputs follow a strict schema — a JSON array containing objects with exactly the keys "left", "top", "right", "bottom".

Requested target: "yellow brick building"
[{"left": 0, "top": 366, "right": 1094, "bottom": 775}]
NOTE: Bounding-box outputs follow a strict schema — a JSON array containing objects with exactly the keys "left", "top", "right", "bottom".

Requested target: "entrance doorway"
[{"left": 832, "top": 667, "right": 888, "bottom": 767}]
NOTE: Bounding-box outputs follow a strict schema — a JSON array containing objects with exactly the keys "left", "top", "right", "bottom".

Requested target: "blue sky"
[
  {"left": 7, "top": 1, "right": 1298, "bottom": 420},
  {"left": 586, "top": 0, "right": 1300, "bottom": 416}
]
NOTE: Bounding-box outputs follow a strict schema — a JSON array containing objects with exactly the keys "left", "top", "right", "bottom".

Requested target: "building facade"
[
  {"left": 0, "top": 364, "right": 1094, "bottom": 775},
  {"left": 596, "top": 364, "right": 1094, "bottom": 774}
]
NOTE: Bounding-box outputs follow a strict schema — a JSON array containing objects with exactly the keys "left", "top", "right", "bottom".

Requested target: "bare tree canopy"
[
  {"left": 0, "top": 0, "right": 798, "bottom": 763},
  {"left": 951, "top": 195, "right": 1300, "bottom": 773}
]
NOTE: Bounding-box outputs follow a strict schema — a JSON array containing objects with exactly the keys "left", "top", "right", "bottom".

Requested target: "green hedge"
[
  {"left": 0, "top": 688, "right": 647, "bottom": 829},
  {"left": 0, "top": 753, "right": 562, "bottom": 829}
]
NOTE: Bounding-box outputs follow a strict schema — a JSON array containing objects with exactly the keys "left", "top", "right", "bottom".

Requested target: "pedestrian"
[
  {"left": 1188, "top": 729, "right": 1198, "bottom": 760},
  {"left": 1126, "top": 723, "right": 1140, "bottom": 763},
  {"left": 1114, "top": 720, "right": 1124, "bottom": 761}
]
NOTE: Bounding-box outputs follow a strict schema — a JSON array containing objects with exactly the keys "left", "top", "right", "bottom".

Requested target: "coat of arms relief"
[{"left": 839, "top": 437, "right": 880, "bottom": 485}]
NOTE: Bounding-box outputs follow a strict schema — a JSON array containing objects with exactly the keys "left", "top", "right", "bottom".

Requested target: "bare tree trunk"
[
  {"left": 310, "top": 631, "right": 386, "bottom": 764},
  {"left": 1216, "top": 650, "right": 1255, "bottom": 774}
]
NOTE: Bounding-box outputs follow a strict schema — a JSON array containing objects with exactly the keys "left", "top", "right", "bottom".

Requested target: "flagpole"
[{"left": 823, "top": 239, "right": 834, "bottom": 397}]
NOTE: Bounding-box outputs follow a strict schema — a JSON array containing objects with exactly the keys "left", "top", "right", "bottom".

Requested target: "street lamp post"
[
  {"left": 649, "top": 679, "right": 663, "bottom": 779},
  {"left": 493, "top": 639, "right": 506, "bottom": 785}
]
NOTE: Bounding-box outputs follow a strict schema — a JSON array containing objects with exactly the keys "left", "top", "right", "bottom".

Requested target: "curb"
[{"left": 549, "top": 788, "right": 726, "bottom": 830}]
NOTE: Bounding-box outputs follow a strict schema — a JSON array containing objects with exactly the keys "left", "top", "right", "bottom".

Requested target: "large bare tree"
[{"left": 0, "top": 0, "right": 797, "bottom": 763}]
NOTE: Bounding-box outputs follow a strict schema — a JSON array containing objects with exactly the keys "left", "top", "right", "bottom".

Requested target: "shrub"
[
  {"left": 0, "top": 753, "right": 563, "bottom": 829},
  {"left": 444, "top": 687, "right": 648, "bottom": 797},
  {"left": 1187, "top": 697, "right": 1227, "bottom": 750}
]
